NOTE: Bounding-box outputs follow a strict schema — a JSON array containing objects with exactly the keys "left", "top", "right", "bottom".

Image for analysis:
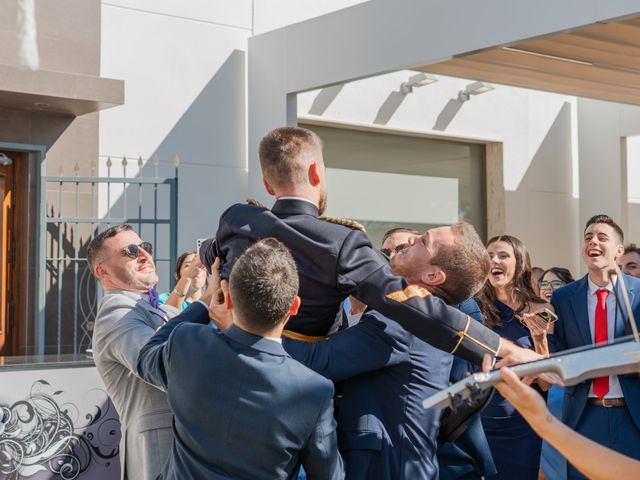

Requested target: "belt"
[
  {"left": 281, "top": 330, "right": 329, "bottom": 343},
  {"left": 588, "top": 397, "right": 626, "bottom": 407}
]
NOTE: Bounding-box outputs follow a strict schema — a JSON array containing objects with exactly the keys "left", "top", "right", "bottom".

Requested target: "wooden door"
[{"left": 0, "top": 153, "right": 16, "bottom": 355}]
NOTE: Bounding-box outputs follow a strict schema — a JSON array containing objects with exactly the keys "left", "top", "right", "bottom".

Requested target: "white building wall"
[
  {"left": 297, "top": 73, "right": 581, "bottom": 274},
  {"left": 99, "top": 1, "right": 251, "bottom": 256},
  {"left": 99, "top": 0, "right": 368, "bottom": 255},
  {"left": 99, "top": 0, "right": 640, "bottom": 280}
]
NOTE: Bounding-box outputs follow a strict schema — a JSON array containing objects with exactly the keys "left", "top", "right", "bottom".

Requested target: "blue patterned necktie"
[{"left": 148, "top": 287, "right": 160, "bottom": 309}]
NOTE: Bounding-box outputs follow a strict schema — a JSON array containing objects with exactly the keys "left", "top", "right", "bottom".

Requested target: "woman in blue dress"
[{"left": 476, "top": 235, "right": 554, "bottom": 480}]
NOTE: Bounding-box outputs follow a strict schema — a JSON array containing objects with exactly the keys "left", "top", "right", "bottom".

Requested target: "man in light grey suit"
[{"left": 88, "top": 224, "right": 206, "bottom": 480}]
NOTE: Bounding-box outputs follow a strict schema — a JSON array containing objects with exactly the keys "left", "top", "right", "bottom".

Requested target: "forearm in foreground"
[{"left": 540, "top": 414, "right": 640, "bottom": 480}]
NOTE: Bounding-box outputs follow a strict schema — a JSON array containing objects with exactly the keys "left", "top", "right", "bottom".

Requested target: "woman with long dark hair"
[{"left": 476, "top": 235, "right": 554, "bottom": 480}]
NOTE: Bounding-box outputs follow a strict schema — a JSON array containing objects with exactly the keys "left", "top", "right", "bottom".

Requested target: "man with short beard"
[
  {"left": 280, "top": 222, "right": 491, "bottom": 479},
  {"left": 88, "top": 224, "right": 209, "bottom": 480}
]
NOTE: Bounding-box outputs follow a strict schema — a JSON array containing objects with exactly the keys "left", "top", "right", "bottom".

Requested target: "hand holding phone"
[{"left": 534, "top": 308, "right": 558, "bottom": 325}]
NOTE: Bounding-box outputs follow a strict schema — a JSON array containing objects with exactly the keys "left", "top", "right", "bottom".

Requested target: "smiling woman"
[
  {"left": 538, "top": 267, "right": 575, "bottom": 302},
  {"left": 475, "top": 234, "right": 553, "bottom": 480}
]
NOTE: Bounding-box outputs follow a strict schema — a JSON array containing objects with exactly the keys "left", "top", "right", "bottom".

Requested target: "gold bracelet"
[{"left": 172, "top": 289, "right": 187, "bottom": 297}]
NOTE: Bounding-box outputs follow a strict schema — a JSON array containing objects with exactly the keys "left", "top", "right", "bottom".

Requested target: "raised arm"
[
  {"left": 95, "top": 298, "right": 162, "bottom": 379},
  {"left": 339, "top": 230, "right": 540, "bottom": 366},
  {"left": 136, "top": 301, "right": 210, "bottom": 388},
  {"left": 283, "top": 312, "right": 411, "bottom": 382}
]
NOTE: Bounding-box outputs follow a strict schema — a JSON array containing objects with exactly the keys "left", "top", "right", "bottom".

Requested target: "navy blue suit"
[
  {"left": 215, "top": 199, "right": 500, "bottom": 364},
  {"left": 137, "top": 303, "right": 343, "bottom": 480},
  {"left": 551, "top": 274, "right": 640, "bottom": 478},
  {"left": 284, "top": 310, "right": 452, "bottom": 479},
  {"left": 437, "top": 299, "right": 497, "bottom": 480}
]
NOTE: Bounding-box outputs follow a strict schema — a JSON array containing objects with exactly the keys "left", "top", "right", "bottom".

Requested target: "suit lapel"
[
  {"left": 569, "top": 276, "right": 593, "bottom": 346},
  {"left": 137, "top": 300, "right": 170, "bottom": 324},
  {"left": 110, "top": 289, "right": 169, "bottom": 324}
]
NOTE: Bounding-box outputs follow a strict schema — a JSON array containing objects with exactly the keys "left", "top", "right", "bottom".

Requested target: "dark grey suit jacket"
[{"left": 137, "top": 303, "right": 344, "bottom": 480}]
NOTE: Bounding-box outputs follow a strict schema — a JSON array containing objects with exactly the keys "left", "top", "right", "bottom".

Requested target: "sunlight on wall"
[{"left": 627, "top": 135, "right": 640, "bottom": 204}]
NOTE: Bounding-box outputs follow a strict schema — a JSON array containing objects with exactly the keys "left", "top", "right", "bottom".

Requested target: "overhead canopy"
[
  {"left": 421, "top": 15, "right": 640, "bottom": 105},
  {"left": 0, "top": 64, "right": 124, "bottom": 116}
]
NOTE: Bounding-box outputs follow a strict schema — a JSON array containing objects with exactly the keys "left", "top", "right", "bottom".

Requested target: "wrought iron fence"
[{"left": 37, "top": 156, "right": 179, "bottom": 354}]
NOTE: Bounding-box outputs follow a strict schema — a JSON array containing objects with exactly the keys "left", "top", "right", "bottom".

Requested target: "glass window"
[{"left": 302, "top": 124, "right": 486, "bottom": 247}]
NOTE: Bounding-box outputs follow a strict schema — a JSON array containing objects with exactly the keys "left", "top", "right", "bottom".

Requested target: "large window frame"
[{"left": 299, "top": 118, "right": 505, "bottom": 243}]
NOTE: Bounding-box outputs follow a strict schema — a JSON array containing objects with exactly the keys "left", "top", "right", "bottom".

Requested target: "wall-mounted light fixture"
[
  {"left": 458, "top": 81, "right": 495, "bottom": 102},
  {"left": 400, "top": 73, "right": 438, "bottom": 94}
]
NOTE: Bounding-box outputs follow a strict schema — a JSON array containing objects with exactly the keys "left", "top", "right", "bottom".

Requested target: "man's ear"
[
  {"left": 309, "top": 162, "right": 321, "bottom": 187},
  {"left": 420, "top": 266, "right": 447, "bottom": 286},
  {"left": 289, "top": 295, "right": 301, "bottom": 316},
  {"left": 615, "top": 243, "right": 625, "bottom": 260},
  {"left": 262, "top": 177, "right": 276, "bottom": 196},
  {"left": 94, "top": 264, "right": 108, "bottom": 281},
  {"left": 222, "top": 280, "right": 233, "bottom": 310}
]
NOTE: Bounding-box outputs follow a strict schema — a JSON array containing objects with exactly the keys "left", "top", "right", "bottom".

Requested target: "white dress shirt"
[{"left": 587, "top": 277, "right": 624, "bottom": 399}]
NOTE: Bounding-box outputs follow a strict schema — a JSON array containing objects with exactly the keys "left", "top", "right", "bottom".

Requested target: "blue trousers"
[
  {"left": 541, "top": 386, "right": 566, "bottom": 480},
  {"left": 568, "top": 403, "right": 640, "bottom": 479}
]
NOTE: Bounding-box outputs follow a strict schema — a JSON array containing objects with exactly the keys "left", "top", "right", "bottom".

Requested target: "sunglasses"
[
  {"left": 380, "top": 243, "right": 409, "bottom": 257},
  {"left": 120, "top": 241, "right": 153, "bottom": 259}
]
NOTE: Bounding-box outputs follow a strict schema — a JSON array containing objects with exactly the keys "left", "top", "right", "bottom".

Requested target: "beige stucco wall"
[{"left": 0, "top": 0, "right": 102, "bottom": 175}]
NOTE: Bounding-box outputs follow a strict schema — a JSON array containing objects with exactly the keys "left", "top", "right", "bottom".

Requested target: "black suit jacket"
[
  {"left": 215, "top": 199, "right": 500, "bottom": 365},
  {"left": 136, "top": 303, "right": 343, "bottom": 480}
]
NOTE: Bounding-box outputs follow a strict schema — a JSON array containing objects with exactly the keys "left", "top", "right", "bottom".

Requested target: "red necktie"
[{"left": 593, "top": 288, "right": 610, "bottom": 399}]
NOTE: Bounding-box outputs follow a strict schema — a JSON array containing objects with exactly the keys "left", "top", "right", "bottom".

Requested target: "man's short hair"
[
  {"left": 584, "top": 214, "right": 624, "bottom": 244},
  {"left": 624, "top": 243, "right": 640, "bottom": 256},
  {"left": 381, "top": 227, "right": 420, "bottom": 247},
  {"left": 430, "top": 222, "right": 490, "bottom": 305},
  {"left": 87, "top": 224, "right": 134, "bottom": 276},
  {"left": 229, "top": 238, "right": 299, "bottom": 333},
  {"left": 259, "top": 127, "right": 323, "bottom": 189}
]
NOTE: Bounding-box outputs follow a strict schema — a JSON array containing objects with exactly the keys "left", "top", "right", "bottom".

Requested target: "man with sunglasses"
[
  {"left": 380, "top": 227, "right": 420, "bottom": 259},
  {"left": 88, "top": 224, "right": 209, "bottom": 480}
]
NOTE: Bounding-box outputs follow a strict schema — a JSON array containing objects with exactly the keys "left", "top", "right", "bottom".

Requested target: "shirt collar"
[
  {"left": 107, "top": 289, "right": 148, "bottom": 301},
  {"left": 277, "top": 196, "right": 318, "bottom": 208},
  {"left": 263, "top": 336, "right": 283, "bottom": 344},
  {"left": 587, "top": 275, "right": 616, "bottom": 295}
]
